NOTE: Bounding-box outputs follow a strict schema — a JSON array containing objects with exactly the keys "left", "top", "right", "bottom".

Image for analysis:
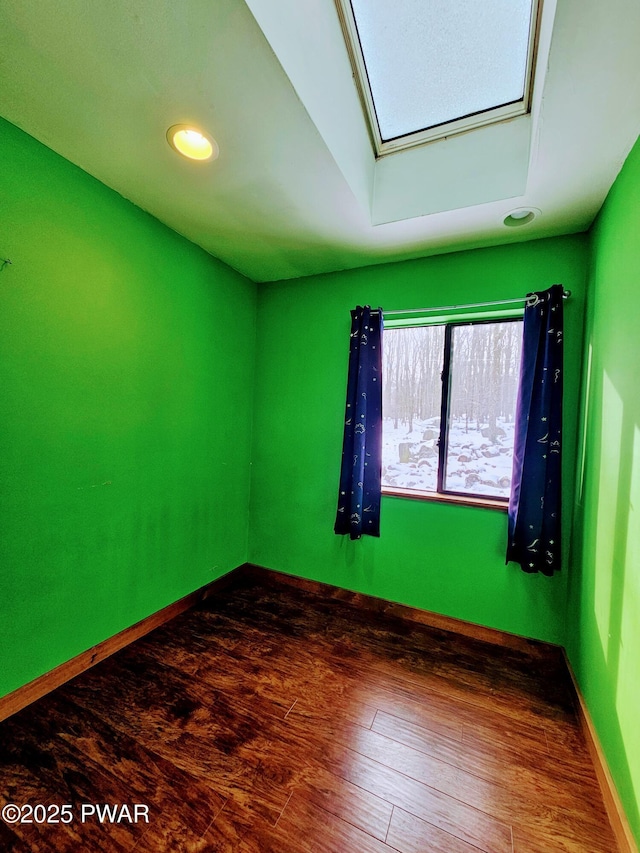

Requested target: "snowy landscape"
[{"left": 382, "top": 415, "right": 516, "bottom": 499}]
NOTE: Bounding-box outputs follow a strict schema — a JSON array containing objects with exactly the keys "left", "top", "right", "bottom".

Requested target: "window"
[
  {"left": 382, "top": 318, "right": 523, "bottom": 504},
  {"left": 336, "top": 0, "right": 540, "bottom": 155}
]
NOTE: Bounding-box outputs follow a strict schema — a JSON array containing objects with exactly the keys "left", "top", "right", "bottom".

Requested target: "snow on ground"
[{"left": 382, "top": 416, "right": 515, "bottom": 499}]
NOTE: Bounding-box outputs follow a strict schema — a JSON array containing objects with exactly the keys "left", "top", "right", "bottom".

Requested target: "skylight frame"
[{"left": 335, "top": 0, "right": 543, "bottom": 157}]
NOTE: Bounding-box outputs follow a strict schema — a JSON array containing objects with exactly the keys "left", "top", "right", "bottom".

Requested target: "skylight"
[{"left": 337, "top": 0, "right": 539, "bottom": 155}]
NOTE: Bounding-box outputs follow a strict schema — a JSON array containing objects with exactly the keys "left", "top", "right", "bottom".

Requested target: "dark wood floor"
[{"left": 0, "top": 572, "right": 619, "bottom": 852}]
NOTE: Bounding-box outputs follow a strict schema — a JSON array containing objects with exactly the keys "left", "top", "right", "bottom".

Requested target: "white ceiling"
[{"left": 1, "top": 0, "right": 639, "bottom": 283}]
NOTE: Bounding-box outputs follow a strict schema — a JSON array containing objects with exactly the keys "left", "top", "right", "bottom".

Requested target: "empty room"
[{"left": 1, "top": 0, "right": 639, "bottom": 851}]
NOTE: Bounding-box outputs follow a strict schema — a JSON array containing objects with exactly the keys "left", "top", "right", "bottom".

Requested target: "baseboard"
[
  {"left": 239, "top": 562, "right": 558, "bottom": 658},
  {"left": 562, "top": 650, "right": 638, "bottom": 853},
  {"left": 0, "top": 562, "right": 552, "bottom": 723},
  {"left": 0, "top": 566, "right": 244, "bottom": 724}
]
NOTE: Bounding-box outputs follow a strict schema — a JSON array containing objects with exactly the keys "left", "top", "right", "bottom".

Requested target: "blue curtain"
[
  {"left": 507, "top": 284, "right": 564, "bottom": 575},
  {"left": 334, "top": 306, "right": 383, "bottom": 539}
]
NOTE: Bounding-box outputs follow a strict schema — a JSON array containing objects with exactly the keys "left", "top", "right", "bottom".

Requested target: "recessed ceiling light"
[
  {"left": 503, "top": 207, "right": 539, "bottom": 227},
  {"left": 166, "top": 124, "right": 219, "bottom": 162}
]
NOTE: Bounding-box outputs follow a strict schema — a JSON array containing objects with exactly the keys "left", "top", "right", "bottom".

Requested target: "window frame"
[
  {"left": 381, "top": 315, "right": 523, "bottom": 510},
  {"left": 335, "top": 0, "right": 543, "bottom": 157}
]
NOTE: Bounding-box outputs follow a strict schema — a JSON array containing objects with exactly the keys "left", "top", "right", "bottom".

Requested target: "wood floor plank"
[
  {"left": 386, "top": 806, "right": 491, "bottom": 853},
  {"left": 49, "top": 694, "right": 227, "bottom": 836},
  {"left": 197, "top": 799, "right": 275, "bottom": 853},
  {"left": 280, "top": 694, "right": 378, "bottom": 730},
  {"left": 323, "top": 746, "right": 513, "bottom": 853},
  {"left": 344, "top": 683, "right": 466, "bottom": 742},
  {"left": 132, "top": 620, "right": 300, "bottom": 718},
  {"left": 374, "top": 710, "right": 606, "bottom": 817},
  {"left": 361, "top": 674, "right": 552, "bottom": 753},
  {"left": 0, "top": 821, "right": 25, "bottom": 853},
  {"left": 126, "top": 813, "right": 219, "bottom": 853},
  {"left": 267, "top": 791, "right": 395, "bottom": 853},
  {"left": 461, "top": 723, "right": 603, "bottom": 800},
  {"left": 344, "top": 719, "right": 615, "bottom": 852},
  {"left": 341, "top": 723, "right": 509, "bottom": 815},
  {"left": 0, "top": 710, "right": 145, "bottom": 852},
  {"left": 297, "top": 765, "right": 393, "bottom": 842},
  {"left": 223, "top": 580, "right": 576, "bottom": 722},
  {"left": 511, "top": 823, "right": 612, "bottom": 853},
  {"left": 372, "top": 708, "right": 465, "bottom": 762},
  {"left": 62, "top": 669, "right": 292, "bottom": 828}
]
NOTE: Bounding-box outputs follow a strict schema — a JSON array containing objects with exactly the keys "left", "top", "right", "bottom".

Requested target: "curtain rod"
[{"left": 376, "top": 287, "right": 571, "bottom": 316}]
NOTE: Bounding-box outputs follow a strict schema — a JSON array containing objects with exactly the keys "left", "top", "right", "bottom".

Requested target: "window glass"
[
  {"left": 382, "top": 325, "right": 445, "bottom": 492},
  {"left": 444, "top": 321, "right": 523, "bottom": 499},
  {"left": 381, "top": 318, "right": 523, "bottom": 502},
  {"left": 349, "top": 0, "right": 534, "bottom": 141}
]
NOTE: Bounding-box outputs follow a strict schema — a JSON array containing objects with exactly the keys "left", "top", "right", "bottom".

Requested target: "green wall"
[
  {"left": 249, "top": 235, "right": 588, "bottom": 645},
  {"left": 0, "top": 117, "right": 257, "bottom": 699},
  {"left": 568, "top": 135, "right": 640, "bottom": 845}
]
